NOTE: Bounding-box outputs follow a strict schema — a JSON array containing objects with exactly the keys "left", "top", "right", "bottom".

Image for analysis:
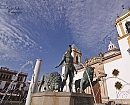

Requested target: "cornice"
[
  {"left": 72, "top": 49, "right": 82, "bottom": 55},
  {"left": 115, "top": 10, "right": 130, "bottom": 26},
  {"left": 117, "top": 33, "right": 130, "bottom": 40}
]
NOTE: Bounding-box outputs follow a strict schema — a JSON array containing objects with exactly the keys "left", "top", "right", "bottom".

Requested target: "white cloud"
[
  {"left": 62, "top": 0, "right": 130, "bottom": 56},
  {"left": 0, "top": 9, "right": 38, "bottom": 61},
  {"left": 0, "top": 0, "right": 130, "bottom": 62}
]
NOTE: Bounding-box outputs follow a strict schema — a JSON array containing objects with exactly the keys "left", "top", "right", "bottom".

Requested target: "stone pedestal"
[{"left": 31, "top": 92, "right": 94, "bottom": 105}]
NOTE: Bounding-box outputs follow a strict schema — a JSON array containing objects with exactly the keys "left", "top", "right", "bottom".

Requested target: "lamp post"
[{"left": 25, "top": 59, "right": 42, "bottom": 105}]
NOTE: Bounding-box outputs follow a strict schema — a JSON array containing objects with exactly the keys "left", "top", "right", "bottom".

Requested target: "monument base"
[{"left": 31, "top": 92, "right": 94, "bottom": 105}]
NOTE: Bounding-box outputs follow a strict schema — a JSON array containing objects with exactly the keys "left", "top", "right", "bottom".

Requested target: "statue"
[
  {"left": 55, "top": 45, "right": 77, "bottom": 92},
  {"left": 80, "top": 66, "right": 107, "bottom": 93},
  {"left": 75, "top": 79, "right": 81, "bottom": 93},
  {"left": 38, "top": 72, "right": 62, "bottom": 92}
]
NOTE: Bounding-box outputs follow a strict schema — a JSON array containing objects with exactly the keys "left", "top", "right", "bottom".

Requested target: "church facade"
[{"left": 62, "top": 9, "right": 130, "bottom": 104}]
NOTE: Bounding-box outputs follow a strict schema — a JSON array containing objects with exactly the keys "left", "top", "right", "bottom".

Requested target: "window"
[
  {"left": 6, "top": 75, "right": 9, "bottom": 79},
  {"left": 20, "top": 77, "right": 23, "bottom": 81},
  {"left": 112, "top": 69, "right": 119, "bottom": 77},
  {"left": 76, "top": 56, "right": 78, "bottom": 64},
  {"left": 18, "top": 77, "right": 20, "bottom": 81},
  {"left": 0, "top": 74, "right": 3, "bottom": 78},
  {"left": 9, "top": 75, "right": 12, "bottom": 79},
  {"left": 125, "top": 21, "right": 130, "bottom": 33},
  {"left": 127, "top": 48, "right": 130, "bottom": 55},
  {"left": 3, "top": 74, "right": 6, "bottom": 79}
]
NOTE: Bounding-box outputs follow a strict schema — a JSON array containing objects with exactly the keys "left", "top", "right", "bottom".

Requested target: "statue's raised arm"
[{"left": 55, "top": 54, "right": 65, "bottom": 68}]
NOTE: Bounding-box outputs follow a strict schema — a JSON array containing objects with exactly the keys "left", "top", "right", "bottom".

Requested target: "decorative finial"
[
  {"left": 117, "top": 14, "right": 119, "bottom": 18},
  {"left": 121, "top": 5, "right": 124, "bottom": 9},
  {"left": 108, "top": 41, "right": 116, "bottom": 51}
]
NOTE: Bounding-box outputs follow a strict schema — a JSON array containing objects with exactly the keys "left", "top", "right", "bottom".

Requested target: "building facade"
[
  {"left": 0, "top": 67, "right": 28, "bottom": 103},
  {"left": 104, "top": 8, "right": 130, "bottom": 104}
]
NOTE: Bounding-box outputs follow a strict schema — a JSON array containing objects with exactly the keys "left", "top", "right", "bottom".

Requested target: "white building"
[
  {"left": 62, "top": 9, "right": 130, "bottom": 104},
  {"left": 104, "top": 8, "right": 130, "bottom": 104}
]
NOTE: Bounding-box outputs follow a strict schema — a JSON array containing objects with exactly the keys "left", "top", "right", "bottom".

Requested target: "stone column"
[{"left": 25, "top": 59, "right": 42, "bottom": 105}]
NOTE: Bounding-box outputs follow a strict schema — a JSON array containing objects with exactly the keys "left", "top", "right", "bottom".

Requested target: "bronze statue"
[
  {"left": 55, "top": 45, "right": 77, "bottom": 92},
  {"left": 38, "top": 72, "right": 62, "bottom": 92},
  {"left": 80, "top": 66, "right": 107, "bottom": 93}
]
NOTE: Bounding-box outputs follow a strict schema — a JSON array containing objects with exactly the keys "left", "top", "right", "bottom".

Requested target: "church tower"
[
  {"left": 115, "top": 8, "right": 130, "bottom": 57},
  {"left": 71, "top": 44, "right": 82, "bottom": 65}
]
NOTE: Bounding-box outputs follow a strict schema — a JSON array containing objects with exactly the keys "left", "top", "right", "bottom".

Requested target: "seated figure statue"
[{"left": 80, "top": 66, "right": 107, "bottom": 93}]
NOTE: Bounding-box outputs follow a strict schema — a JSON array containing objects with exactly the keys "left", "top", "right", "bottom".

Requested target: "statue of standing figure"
[{"left": 55, "top": 45, "right": 77, "bottom": 92}]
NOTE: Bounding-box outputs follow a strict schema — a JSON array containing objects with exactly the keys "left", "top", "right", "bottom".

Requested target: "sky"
[{"left": 0, "top": 0, "right": 130, "bottom": 80}]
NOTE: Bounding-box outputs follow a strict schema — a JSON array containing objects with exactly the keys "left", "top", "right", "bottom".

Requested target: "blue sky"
[{"left": 0, "top": 0, "right": 130, "bottom": 80}]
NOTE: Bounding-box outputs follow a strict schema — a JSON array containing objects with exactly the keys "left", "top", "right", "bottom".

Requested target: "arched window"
[{"left": 125, "top": 21, "right": 130, "bottom": 33}]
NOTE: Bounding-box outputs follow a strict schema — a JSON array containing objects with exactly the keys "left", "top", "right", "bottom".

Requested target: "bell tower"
[
  {"left": 71, "top": 44, "right": 82, "bottom": 64},
  {"left": 115, "top": 8, "right": 130, "bottom": 57},
  {"left": 115, "top": 8, "right": 130, "bottom": 37}
]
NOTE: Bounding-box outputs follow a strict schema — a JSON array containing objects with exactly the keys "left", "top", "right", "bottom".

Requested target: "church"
[{"left": 61, "top": 8, "right": 130, "bottom": 104}]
